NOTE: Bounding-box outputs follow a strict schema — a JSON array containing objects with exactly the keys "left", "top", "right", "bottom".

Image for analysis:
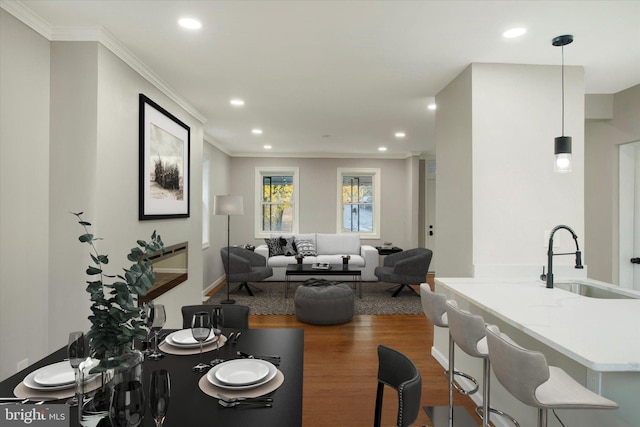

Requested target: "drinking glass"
[
  {"left": 191, "top": 311, "right": 211, "bottom": 372},
  {"left": 147, "top": 304, "right": 166, "bottom": 361},
  {"left": 210, "top": 308, "right": 225, "bottom": 366},
  {"left": 109, "top": 380, "right": 145, "bottom": 427},
  {"left": 67, "top": 331, "right": 87, "bottom": 407},
  {"left": 149, "top": 370, "right": 170, "bottom": 427}
]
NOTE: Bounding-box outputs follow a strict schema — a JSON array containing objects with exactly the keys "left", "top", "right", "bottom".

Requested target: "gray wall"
[
  {"left": 0, "top": 13, "right": 205, "bottom": 380},
  {"left": 0, "top": 9, "right": 51, "bottom": 381},
  {"left": 227, "top": 156, "right": 421, "bottom": 251},
  {"left": 585, "top": 84, "right": 640, "bottom": 284}
]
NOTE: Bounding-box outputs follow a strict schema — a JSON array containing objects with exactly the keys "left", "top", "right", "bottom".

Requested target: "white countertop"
[{"left": 435, "top": 277, "right": 640, "bottom": 372}]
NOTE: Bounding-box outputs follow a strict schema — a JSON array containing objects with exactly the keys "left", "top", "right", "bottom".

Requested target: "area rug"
[{"left": 205, "top": 282, "right": 423, "bottom": 315}]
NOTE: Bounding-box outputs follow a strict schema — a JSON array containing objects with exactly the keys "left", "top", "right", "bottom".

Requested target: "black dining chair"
[
  {"left": 181, "top": 304, "right": 250, "bottom": 329},
  {"left": 374, "top": 345, "right": 422, "bottom": 427}
]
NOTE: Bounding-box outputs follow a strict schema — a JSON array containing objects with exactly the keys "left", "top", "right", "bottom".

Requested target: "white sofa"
[{"left": 255, "top": 233, "right": 378, "bottom": 281}]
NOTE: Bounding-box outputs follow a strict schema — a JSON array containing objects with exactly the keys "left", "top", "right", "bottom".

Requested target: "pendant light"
[{"left": 552, "top": 34, "right": 574, "bottom": 173}]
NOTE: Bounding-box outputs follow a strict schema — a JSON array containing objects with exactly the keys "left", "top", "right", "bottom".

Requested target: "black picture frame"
[{"left": 139, "top": 94, "right": 190, "bottom": 220}]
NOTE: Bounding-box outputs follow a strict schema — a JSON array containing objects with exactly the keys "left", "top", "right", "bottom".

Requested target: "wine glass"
[
  {"left": 210, "top": 308, "right": 225, "bottom": 366},
  {"left": 141, "top": 302, "right": 155, "bottom": 355},
  {"left": 147, "top": 304, "right": 166, "bottom": 361},
  {"left": 191, "top": 311, "right": 211, "bottom": 372},
  {"left": 109, "top": 380, "right": 145, "bottom": 427},
  {"left": 67, "top": 331, "right": 87, "bottom": 407},
  {"left": 149, "top": 370, "right": 170, "bottom": 427}
]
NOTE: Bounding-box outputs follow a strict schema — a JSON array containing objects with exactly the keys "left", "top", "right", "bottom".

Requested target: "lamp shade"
[{"left": 214, "top": 195, "right": 244, "bottom": 216}]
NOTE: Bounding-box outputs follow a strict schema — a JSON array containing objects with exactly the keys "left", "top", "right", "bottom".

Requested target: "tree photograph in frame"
[{"left": 139, "top": 94, "right": 190, "bottom": 219}]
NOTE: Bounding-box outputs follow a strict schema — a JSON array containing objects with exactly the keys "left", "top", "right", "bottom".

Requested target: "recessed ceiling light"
[
  {"left": 252, "top": 129, "right": 263, "bottom": 135},
  {"left": 428, "top": 104, "right": 437, "bottom": 111},
  {"left": 178, "top": 17, "right": 202, "bottom": 30},
  {"left": 503, "top": 28, "right": 526, "bottom": 39},
  {"left": 230, "top": 99, "right": 245, "bottom": 107},
  {"left": 394, "top": 132, "right": 406, "bottom": 138},
  {"left": 378, "top": 147, "right": 387, "bottom": 152},
  {"left": 264, "top": 145, "right": 272, "bottom": 150}
]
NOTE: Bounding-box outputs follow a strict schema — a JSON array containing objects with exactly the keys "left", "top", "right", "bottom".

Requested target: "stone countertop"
[{"left": 435, "top": 277, "right": 640, "bottom": 372}]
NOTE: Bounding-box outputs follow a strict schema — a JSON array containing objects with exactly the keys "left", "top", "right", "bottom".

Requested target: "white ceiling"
[{"left": 9, "top": 0, "right": 640, "bottom": 158}]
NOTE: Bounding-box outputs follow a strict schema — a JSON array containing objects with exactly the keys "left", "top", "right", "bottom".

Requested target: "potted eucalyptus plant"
[{"left": 73, "top": 212, "right": 164, "bottom": 370}]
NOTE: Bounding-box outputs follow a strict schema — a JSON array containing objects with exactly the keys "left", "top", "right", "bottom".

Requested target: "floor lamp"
[{"left": 215, "top": 195, "right": 244, "bottom": 304}]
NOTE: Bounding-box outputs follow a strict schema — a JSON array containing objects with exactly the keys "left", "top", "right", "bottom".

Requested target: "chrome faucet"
[{"left": 546, "top": 224, "right": 584, "bottom": 288}]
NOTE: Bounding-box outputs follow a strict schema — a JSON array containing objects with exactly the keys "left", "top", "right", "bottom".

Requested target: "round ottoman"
[{"left": 294, "top": 282, "right": 354, "bottom": 325}]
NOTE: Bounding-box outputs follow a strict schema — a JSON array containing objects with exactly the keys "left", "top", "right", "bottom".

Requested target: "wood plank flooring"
[{"left": 249, "top": 314, "right": 481, "bottom": 427}]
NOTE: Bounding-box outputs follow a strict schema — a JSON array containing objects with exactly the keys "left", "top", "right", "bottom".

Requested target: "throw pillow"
[
  {"left": 280, "top": 237, "right": 297, "bottom": 256},
  {"left": 264, "top": 237, "right": 284, "bottom": 257},
  {"left": 295, "top": 239, "right": 317, "bottom": 257}
]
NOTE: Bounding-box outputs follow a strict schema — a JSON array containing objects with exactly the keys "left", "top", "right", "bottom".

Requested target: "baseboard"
[{"left": 203, "top": 277, "right": 225, "bottom": 301}]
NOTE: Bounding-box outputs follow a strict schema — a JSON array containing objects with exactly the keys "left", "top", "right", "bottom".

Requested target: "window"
[
  {"left": 337, "top": 168, "right": 380, "bottom": 238},
  {"left": 255, "top": 167, "right": 299, "bottom": 237},
  {"left": 202, "top": 159, "right": 210, "bottom": 247}
]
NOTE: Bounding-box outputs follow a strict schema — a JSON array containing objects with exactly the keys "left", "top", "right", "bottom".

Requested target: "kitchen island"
[{"left": 432, "top": 277, "right": 640, "bottom": 427}]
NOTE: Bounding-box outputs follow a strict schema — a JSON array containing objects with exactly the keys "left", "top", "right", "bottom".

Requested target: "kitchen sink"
[{"left": 554, "top": 281, "right": 639, "bottom": 299}]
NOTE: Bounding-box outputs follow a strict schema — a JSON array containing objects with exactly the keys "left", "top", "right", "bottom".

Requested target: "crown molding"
[
  {"left": 2, "top": 0, "right": 206, "bottom": 125},
  {"left": 1, "top": 0, "right": 52, "bottom": 39}
]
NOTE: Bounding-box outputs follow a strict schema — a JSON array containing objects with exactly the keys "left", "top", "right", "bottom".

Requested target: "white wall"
[
  {"left": 585, "top": 84, "right": 640, "bottom": 284},
  {"left": 472, "top": 63, "right": 585, "bottom": 275},
  {"left": 0, "top": 9, "right": 51, "bottom": 381},
  {"left": 436, "top": 63, "right": 585, "bottom": 278}
]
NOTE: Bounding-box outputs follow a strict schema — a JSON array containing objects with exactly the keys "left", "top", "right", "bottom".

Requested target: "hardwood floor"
[{"left": 249, "top": 314, "right": 481, "bottom": 427}]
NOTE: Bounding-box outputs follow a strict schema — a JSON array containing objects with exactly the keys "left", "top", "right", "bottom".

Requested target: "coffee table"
[{"left": 285, "top": 264, "right": 362, "bottom": 298}]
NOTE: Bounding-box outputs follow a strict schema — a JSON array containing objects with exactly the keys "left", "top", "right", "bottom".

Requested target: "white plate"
[
  {"left": 165, "top": 329, "right": 217, "bottom": 348},
  {"left": 207, "top": 360, "right": 277, "bottom": 390},
  {"left": 23, "top": 362, "right": 95, "bottom": 391},
  {"left": 33, "top": 362, "right": 75, "bottom": 386},
  {"left": 214, "top": 359, "right": 270, "bottom": 386}
]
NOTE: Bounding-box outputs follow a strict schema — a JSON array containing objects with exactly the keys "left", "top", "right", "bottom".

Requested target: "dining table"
[{"left": 0, "top": 327, "right": 304, "bottom": 427}]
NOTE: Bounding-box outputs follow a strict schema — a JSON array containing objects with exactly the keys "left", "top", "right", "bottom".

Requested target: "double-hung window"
[
  {"left": 337, "top": 168, "right": 380, "bottom": 238},
  {"left": 255, "top": 167, "right": 299, "bottom": 237}
]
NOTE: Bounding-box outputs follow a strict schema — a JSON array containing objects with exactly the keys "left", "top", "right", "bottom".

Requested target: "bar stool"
[
  {"left": 446, "top": 301, "right": 519, "bottom": 427},
  {"left": 485, "top": 324, "right": 618, "bottom": 427},
  {"left": 420, "top": 284, "right": 478, "bottom": 426}
]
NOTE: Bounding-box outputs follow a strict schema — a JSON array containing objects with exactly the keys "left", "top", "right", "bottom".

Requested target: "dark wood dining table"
[{"left": 0, "top": 328, "right": 304, "bottom": 427}]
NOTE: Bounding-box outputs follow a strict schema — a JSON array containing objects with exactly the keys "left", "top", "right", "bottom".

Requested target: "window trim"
[
  {"left": 255, "top": 167, "right": 299, "bottom": 238},
  {"left": 336, "top": 168, "right": 381, "bottom": 239}
]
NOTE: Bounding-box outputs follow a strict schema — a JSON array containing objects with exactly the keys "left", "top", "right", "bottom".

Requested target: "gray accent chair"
[
  {"left": 221, "top": 247, "right": 273, "bottom": 296},
  {"left": 374, "top": 344, "right": 422, "bottom": 427},
  {"left": 485, "top": 324, "right": 618, "bottom": 427},
  {"left": 181, "top": 304, "right": 250, "bottom": 329},
  {"left": 374, "top": 248, "right": 432, "bottom": 297}
]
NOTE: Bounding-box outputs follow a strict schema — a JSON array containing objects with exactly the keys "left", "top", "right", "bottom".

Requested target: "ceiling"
[{"left": 9, "top": 0, "right": 640, "bottom": 158}]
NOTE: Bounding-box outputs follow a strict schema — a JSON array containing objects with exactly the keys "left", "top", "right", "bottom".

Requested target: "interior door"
[{"left": 619, "top": 141, "right": 640, "bottom": 290}]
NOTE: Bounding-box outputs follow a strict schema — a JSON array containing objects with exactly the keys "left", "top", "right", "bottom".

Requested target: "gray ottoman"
[{"left": 294, "top": 280, "right": 354, "bottom": 325}]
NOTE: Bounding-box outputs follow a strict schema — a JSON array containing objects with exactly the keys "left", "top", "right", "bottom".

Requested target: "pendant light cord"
[{"left": 561, "top": 44, "right": 565, "bottom": 136}]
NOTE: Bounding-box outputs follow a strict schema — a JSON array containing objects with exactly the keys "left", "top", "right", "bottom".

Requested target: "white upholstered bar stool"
[
  {"left": 445, "top": 301, "right": 519, "bottom": 427},
  {"left": 420, "top": 284, "right": 478, "bottom": 426},
  {"left": 485, "top": 324, "right": 618, "bottom": 427}
]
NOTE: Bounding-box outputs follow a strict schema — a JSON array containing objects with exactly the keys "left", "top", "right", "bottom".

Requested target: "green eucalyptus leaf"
[
  {"left": 86, "top": 267, "right": 102, "bottom": 275},
  {"left": 79, "top": 234, "right": 94, "bottom": 243}
]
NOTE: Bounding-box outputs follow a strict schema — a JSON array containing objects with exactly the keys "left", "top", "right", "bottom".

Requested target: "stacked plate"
[
  {"left": 23, "top": 361, "right": 90, "bottom": 391},
  {"left": 207, "top": 359, "right": 277, "bottom": 390},
  {"left": 164, "top": 329, "right": 217, "bottom": 348}
]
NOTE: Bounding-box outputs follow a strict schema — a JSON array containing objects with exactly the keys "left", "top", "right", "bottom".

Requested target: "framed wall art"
[{"left": 139, "top": 94, "right": 190, "bottom": 220}]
